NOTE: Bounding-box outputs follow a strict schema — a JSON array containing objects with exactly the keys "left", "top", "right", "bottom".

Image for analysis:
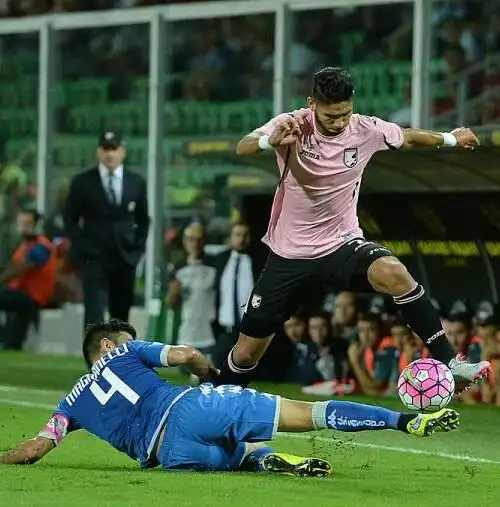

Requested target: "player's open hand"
[
  {"left": 451, "top": 127, "right": 480, "bottom": 150},
  {"left": 269, "top": 118, "right": 302, "bottom": 147}
]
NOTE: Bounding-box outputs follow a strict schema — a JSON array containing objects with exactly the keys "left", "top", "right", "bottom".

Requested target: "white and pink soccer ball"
[{"left": 398, "top": 358, "right": 455, "bottom": 412}]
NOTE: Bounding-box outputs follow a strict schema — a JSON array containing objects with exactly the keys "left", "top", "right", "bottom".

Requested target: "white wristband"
[
  {"left": 441, "top": 132, "right": 457, "bottom": 147},
  {"left": 258, "top": 135, "right": 275, "bottom": 151}
]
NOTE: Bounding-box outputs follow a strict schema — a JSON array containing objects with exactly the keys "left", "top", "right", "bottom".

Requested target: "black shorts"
[{"left": 241, "top": 238, "right": 393, "bottom": 338}]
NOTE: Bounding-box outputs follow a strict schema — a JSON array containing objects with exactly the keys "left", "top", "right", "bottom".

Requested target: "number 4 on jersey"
[{"left": 90, "top": 367, "right": 140, "bottom": 406}]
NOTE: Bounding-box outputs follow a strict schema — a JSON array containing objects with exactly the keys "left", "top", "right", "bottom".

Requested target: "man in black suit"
[
  {"left": 212, "top": 222, "right": 263, "bottom": 367},
  {"left": 64, "top": 132, "right": 150, "bottom": 328}
]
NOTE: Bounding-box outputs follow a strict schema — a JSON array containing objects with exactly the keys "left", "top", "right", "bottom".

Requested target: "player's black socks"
[
  {"left": 214, "top": 349, "right": 258, "bottom": 388},
  {"left": 397, "top": 413, "right": 415, "bottom": 433},
  {"left": 394, "top": 284, "right": 455, "bottom": 364}
]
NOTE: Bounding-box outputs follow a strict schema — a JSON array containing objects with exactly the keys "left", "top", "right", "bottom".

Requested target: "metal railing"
[{"left": 432, "top": 54, "right": 500, "bottom": 128}]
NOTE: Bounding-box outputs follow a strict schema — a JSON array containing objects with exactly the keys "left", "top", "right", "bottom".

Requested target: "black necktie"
[
  {"left": 107, "top": 172, "right": 117, "bottom": 206},
  {"left": 233, "top": 254, "right": 240, "bottom": 327}
]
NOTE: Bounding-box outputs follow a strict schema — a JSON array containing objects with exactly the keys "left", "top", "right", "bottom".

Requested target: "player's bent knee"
[
  {"left": 368, "top": 257, "right": 414, "bottom": 295},
  {"left": 240, "top": 311, "right": 280, "bottom": 340}
]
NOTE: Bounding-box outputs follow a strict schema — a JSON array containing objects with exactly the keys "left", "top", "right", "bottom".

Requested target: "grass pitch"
[{"left": 0, "top": 351, "right": 499, "bottom": 507}]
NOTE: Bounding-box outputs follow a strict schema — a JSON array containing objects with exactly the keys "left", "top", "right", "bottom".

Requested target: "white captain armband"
[
  {"left": 159, "top": 344, "right": 173, "bottom": 367},
  {"left": 38, "top": 414, "right": 69, "bottom": 446}
]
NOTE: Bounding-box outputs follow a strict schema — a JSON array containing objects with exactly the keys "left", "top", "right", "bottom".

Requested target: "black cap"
[{"left": 98, "top": 131, "right": 125, "bottom": 149}]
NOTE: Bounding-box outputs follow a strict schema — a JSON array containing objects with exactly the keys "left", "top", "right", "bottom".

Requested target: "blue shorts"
[{"left": 157, "top": 384, "right": 281, "bottom": 471}]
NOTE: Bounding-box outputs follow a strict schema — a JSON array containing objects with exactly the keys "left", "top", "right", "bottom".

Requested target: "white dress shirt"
[
  {"left": 219, "top": 250, "right": 254, "bottom": 327},
  {"left": 99, "top": 163, "right": 123, "bottom": 205},
  {"left": 176, "top": 260, "right": 217, "bottom": 349}
]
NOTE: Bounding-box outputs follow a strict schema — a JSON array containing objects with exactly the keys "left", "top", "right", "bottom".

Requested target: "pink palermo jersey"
[{"left": 254, "top": 108, "right": 404, "bottom": 259}]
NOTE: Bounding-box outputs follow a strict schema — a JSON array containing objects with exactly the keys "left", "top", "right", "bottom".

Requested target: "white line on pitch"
[
  {"left": 280, "top": 433, "right": 500, "bottom": 465},
  {"left": 1, "top": 394, "right": 499, "bottom": 466},
  {"left": 0, "top": 398, "right": 54, "bottom": 410}
]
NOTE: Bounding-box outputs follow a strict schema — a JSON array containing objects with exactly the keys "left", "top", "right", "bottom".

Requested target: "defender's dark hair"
[
  {"left": 312, "top": 67, "right": 354, "bottom": 104},
  {"left": 83, "top": 319, "right": 137, "bottom": 369}
]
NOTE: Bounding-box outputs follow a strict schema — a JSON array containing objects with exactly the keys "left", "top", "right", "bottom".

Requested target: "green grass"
[{"left": 0, "top": 352, "right": 499, "bottom": 507}]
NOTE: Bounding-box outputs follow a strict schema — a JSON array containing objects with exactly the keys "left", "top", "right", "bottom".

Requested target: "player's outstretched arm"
[
  {"left": 167, "top": 345, "right": 220, "bottom": 383},
  {"left": 0, "top": 436, "right": 54, "bottom": 465},
  {"left": 402, "top": 127, "right": 479, "bottom": 150}
]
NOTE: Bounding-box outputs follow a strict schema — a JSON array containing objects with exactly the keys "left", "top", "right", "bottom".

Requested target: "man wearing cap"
[{"left": 64, "top": 132, "right": 150, "bottom": 328}]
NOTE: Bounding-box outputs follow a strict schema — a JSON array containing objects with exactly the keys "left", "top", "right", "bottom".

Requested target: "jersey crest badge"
[
  {"left": 251, "top": 294, "right": 262, "bottom": 309},
  {"left": 343, "top": 148, "right": 358, "bottom": 168}
]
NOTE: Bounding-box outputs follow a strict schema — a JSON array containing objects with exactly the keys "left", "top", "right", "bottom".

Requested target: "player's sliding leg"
[
  {"left": 278, "top": 398, "right": 459, "bottom": 437},
  {"left": 239, "top": 443, "right": 331, "bottom": 478},
  {"left": 366, "top": 256, "right": 490, "bottom": 387}
]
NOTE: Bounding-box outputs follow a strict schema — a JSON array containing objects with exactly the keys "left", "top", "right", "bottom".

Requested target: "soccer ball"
[{"left": 398, "top": 358, "right": 455, "bottom": 412}]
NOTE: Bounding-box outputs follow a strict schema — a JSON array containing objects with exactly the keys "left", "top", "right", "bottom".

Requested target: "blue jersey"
[{"left": 50, "top": 341, "right": 190, "bottom": 468}]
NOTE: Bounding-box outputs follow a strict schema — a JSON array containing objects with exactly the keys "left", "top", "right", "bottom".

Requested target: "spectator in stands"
[
  {"left": 446, "top": 312, "right": 481, "bottom": 361},
  {"left": 45, "top": 181, "right": 82, "bottom": 304},
  {"left": 0, "top": 209, "right": 56, "bottom": 350},
  {"left": 348, "top": 313, "right": 398, "bottom": 396},
  {"left": 167, "top": 223, "right": 216, "bottom": 367},
  {"left": 331, "top": 291, "right": 358, "bottom": 343},
  {"left": 390, "top": 317, "right": 429, "bottom": 373},
  {"left": 300, "top": 312, "right": 356, "bottom": 396},
  {"left": 307, "top": 312, "right": 335, "bottom": 381},
  {"left": 446, "top": 312, "right": 481, "bottom": 404},
  {"left": 212, "top": 222, "right": 262, "bottom": 368},
  {"left": 476, "top": 314, "right": 500, "bottom": 405},
  {"left": 284, "top": 313, "right": 322, "bottom": 386}
]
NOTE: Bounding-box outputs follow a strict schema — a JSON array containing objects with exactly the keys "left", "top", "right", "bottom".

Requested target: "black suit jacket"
[
  {"left": 213, "top": 248, "right": 265, "bottom": 326},
  {"left": 64, "top": 166, "right": 150, "bottom": 267}
]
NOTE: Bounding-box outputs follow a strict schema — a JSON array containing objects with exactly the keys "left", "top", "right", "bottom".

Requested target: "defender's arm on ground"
[
  {"left": 401, "top": 127, "right": 479, "bottom": 150},
  {"left": 0, "top": 436, "right": 55, "bottom": 465},
  {"left": 0, "top": 410, "right": 72, "bottom": 465}
]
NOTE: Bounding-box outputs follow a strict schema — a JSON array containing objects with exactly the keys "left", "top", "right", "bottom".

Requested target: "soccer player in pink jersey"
[{"left": 214, "top": 67, "right": 490, "bottom": 390}]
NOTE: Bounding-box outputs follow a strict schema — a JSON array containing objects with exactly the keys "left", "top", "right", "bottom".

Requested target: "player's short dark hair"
[
  {"left": 83, "top": 319, "right": 137, "bottom": 369},
  {"left": 312, "top": 67, "right": 355, "bottom": 104}
]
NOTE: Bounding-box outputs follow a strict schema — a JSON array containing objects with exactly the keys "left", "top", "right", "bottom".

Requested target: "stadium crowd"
[{"left": 2, "top": 0, "right": 500, "bottom": 113}]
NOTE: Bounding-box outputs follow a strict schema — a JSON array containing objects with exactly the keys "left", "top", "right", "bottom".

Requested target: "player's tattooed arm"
[
  {"left": 167, "top": 345, "right": 220, "bottom": 383},
  {"left": 0, "top": 437, "right": 55, "bottom": 465},
  {"left": 402, "top": 127, "right": 479, "bottom": 150}
]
